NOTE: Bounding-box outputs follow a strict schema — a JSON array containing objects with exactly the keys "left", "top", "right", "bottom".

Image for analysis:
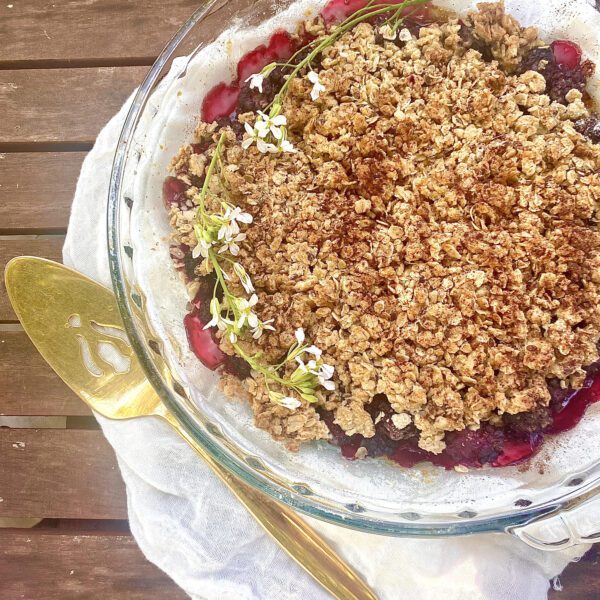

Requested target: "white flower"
[
  {"left": 378, "top": 24, "right": 396, "bottom": 41},
  {"left": 257, "top": 110, "right": 288, "bottom": 139},
  {"left": 245, "top": 73, "right": 264, "bottom": 93},
  {"left": 256, "top": 139, "right": 279, "bottom": 154},
  {"left": 242, "top": 122, "right": 268, "bottom": 151},
  {"left": 233, "top": 262, "right": 255, "bottom": 294},
  {"left": 398, "top": 28, "right": 412, "bottom": 42},
  {"left": 278, "top": 139, "right": 297, "bottom": 153},
  {"left": 251, "top": 318, "right": 275, "bottom": 339},
  {"left": 307, "top": 71, "right": 326, "bottom": 101},
  {"left": 229, "top": 330, "right": 238, "bottom": 344},
  {"left": 295, "top": 328, "right": 305, "bottom": 345},
  {"left": 279, "top": 396, "right": 301, "bottom": 410},
  {"left": 236, "top": 294, "right": 259, "bottom": 329},
  {"left": 191, "top": 238, "right": 214, "bottom": 259},
  {"left": 269, "top": 390, "right": 301, "bottom": 410},
  {"left": 218, "top": 206, "right": 253, "bottom": 241},
  {"left": 317, "top": 363, "right": 335, "bottom": 391},
  {"left": 305, "top": 345, "right": 322, "bottom": 359},
  {"left": 218, "top": 232, "right": 246, "bottom": 256},
  {"left": 204, "top": 298, "right": 228, "bottom": 331}
]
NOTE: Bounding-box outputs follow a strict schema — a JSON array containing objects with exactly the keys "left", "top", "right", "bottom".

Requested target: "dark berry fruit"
[
  {"left": 575, "top": 117, "right": 600, "bottom": 144},
  {"left": 504, "top": 405, "right": 552, "bottom": 434},
  {"left": 163, "top": 176, "right": 189, "bottom": 208},
  {"left": 184, "top": 313, "right": 227, "bottom": 370},
  {"left": 551, "top": 40, "right": 582, "bottom": 70},
  {"left": 222, "top": 355, "right": 252, "bottom": 380},
  {"left": 442, "top": 425, "right": 505, "bottom": 468},
  {"left": 201, "top": 83, "right": 240, "bottom": 123}
]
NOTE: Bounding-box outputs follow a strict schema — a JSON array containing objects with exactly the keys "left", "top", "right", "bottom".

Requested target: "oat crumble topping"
[{"left": 168, "top": 2, "right": 600, "bottom": 455}]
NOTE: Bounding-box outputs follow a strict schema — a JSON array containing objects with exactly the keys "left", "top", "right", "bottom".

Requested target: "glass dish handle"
[{"left": 508, "top": 488, "right": 600, "bottom": 550}]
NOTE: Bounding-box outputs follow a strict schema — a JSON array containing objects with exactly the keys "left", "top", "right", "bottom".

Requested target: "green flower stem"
[
  {"left": 234, "top": 342, "right": 301, "bottom": 389},
  {"left": 196, "top": 131, "right": 227, "bottom": 218},
  {"left": 208, "top": 248, "right": 241, "bottom": 322},
  {"left": 267, "top": 0, "right": 431, "bottom": 111}
]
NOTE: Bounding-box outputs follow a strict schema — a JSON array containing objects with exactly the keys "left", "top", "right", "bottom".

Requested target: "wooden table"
[{"left": 0, "top": 1, "right": 598, "bottom": 598}]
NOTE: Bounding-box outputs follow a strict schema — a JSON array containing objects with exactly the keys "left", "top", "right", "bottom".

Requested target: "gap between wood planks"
[
  {"left": 0, "top": 142, "right": 92, "bottom": 153},
  {"left": 0, "top": 57, "right": 157, "bottom": 71}
]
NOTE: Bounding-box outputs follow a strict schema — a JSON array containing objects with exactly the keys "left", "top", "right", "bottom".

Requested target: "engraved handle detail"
[
  {"left": 67, "top": 314, "right": 132, "bottom": 377},
  {"left": 509, "top": 489, "right": 600, "bottom": 550}
]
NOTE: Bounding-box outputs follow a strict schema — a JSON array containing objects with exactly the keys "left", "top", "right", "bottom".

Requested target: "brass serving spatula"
[{"left": 5, "top": 257, "right": 376, "bottom": 600}]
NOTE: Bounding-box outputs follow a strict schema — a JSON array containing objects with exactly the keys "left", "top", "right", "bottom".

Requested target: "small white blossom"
[
  {"left": 295, "top": 328, "right": 305, "bottom": 345},
  {"left": 317, "top": 363, "right": 335, "bottom": 390},
  {"left": 280, "top": 396, "right": 301, "bottom": 409},
  {"left": 257, "top": 139, "right": 279, "bottom": 154},
  {"left": 204, "top": 298, "right": 228, "bottom": 331},
  {"left": 233, "top": 262, "right": 255, "bottom": 294},
  {"left": 229, "top": 331, "right": 238, "bottom": 344},
  {"left": 398, "top": 28, "right": 412, "bottom": 42},
  {"left": 251, "top": 318, "right": 275, "bottom": 339},
  {"left": 307, "top": 71, "right": 326, "bottom": 101},
  {"left": 378, "top": 24, "right": 396, "bottom": 40},
  {"left": 242, "top": 122, "right": 268, "bottom": 151},
  {"left": 191, "top": 238, "right": 214, "bottom": 259},
  {"left": 218, "top": 206, "right": 253, "bottom": 241},
  {"left": 218, "top": 232, "right": 246, "bottom": 256},
  {"left": 305, "top": 345, "right": 322, "bottom": 359},
  {"left": 269, "top": 390, "right": 301, "bottom": 410},
  {"left": 245, "top": 73, "right": 264, "bottom": 93},
  {"left": 257, "top": 110, "right": 288, "bottom": 139},
  {"left": 278, "top": 139, "right": 297, "bottom": 153},
  {"left": 236, "top": 294, "right": 259, "bottom": 329}
]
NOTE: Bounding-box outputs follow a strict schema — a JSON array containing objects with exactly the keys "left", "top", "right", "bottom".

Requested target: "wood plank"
[
  {"left": 0, "top": 530, "right": 186, "bottom": 599},
  {"left": 0, "top": 0, "right": 199, "bottom": 64},
  {"left": 0, "top": 330, "right": 90, "bottom": 416},
  {"left": 549, "top": 546, "right": 600, "bottom": 600},
  {"left": 0, "top": 67, "right": 146, "bottom": 145},
  {"left": 0, "top": 153, "right": 85, "bottom": 232},
  {"left": 0, "top": 428, "right": 126, "bottom": 519},
  {"left": 0, "top": 237, "right": 65, "bottom": 320}
]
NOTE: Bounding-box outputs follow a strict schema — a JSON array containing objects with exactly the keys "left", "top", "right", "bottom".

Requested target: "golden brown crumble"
[{"left": 169, "top": 2, "right": 600, "bottom": 453}]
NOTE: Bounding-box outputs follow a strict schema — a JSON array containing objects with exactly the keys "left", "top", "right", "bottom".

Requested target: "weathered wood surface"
[
  {"left": 549, "top": 546, "right": 600, "bottom": 600},
  {"left": 0, "top": 428, "right": 126, "bottom": 519},
  {"left": 0, "top": 329, "right": 89, "bottom": 415},
  {"left": 0, "top": 153, "right": 85, "bottom": 232},
  {"left": 0, "top": 0, "right": 598, "bottom": 597},
  {"left": 0, "top": 0, "right": 200, "bottom": 65},
  {"left": 0, "top": 68, "right": 146, "bottom": 145},
  {"left": 0, "top": 530, "right": 188, "bottom": 599}
]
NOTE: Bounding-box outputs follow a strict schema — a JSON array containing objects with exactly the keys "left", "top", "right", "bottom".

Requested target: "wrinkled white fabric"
[{"left": 62, "top": 1, "right": 600, "bottom": 595}]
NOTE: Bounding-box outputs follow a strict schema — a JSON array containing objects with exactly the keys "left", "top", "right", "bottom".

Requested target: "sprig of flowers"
[
  {"left": 242, "top": 105, "right": 297, "bottom": 154},
  {"left": 245, "top": 0, "right": 429, "bottom": 109},
  {"left": 235, "top": 328, "right": 335, "bottom": 409},
  {"left": 192, "top": 133, "right": 335, "bottom": 408},
  {"left": 240, "top": 0, "right": 429, "bottom": 154}
]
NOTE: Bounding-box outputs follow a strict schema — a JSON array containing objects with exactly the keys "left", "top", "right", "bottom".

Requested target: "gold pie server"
[{"left": 5, "top": 256, "right": 376, "bottom": 600}]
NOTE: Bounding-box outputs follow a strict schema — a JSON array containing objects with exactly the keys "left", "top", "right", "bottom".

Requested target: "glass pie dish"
[{"left": 108, "top": 0, "right": 600, "bottom": 547}]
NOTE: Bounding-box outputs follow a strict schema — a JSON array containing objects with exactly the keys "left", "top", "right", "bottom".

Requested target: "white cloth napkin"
[{"left": 63, "top": 51, "right": 593, "bottom": 600}]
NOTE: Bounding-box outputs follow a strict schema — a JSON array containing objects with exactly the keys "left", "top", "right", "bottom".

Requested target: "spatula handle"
[{"left": 161, "top": 411, "right": 377, "bottom": 600}]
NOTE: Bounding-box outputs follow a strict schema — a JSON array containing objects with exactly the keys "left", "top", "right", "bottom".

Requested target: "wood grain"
[
  {"left": 549, "top": 546, "right": 600, "bottom": 600},
  {"left": 0, "top": 153, "right": 85, "bottom": 232},
  {"left": 0, "top": 428, "right": 126, "bottom": 519},
  {"left": 0, "top": 329, "right": 89, "bottom": 416},
  {"left": 0, "top": 237, "right": 65, "bottom": 320},
  {"left": 0, "top": 67, "right": 146, "bottom": 145},
  {"left": 0, "top": 530, "right": 186, "bottom": 599},
  {"left": 0, "top": 0, "right": 199, "bottom": 64}
]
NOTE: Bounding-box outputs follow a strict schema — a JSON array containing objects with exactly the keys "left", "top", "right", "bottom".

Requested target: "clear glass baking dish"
[{"left": 107, "top": 0, "right": 600, "bottom": 547}]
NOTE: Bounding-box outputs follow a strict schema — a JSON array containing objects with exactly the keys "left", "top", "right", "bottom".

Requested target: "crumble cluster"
[{"left": 170, "top": 2, "right": 600, "bottom": 453}]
